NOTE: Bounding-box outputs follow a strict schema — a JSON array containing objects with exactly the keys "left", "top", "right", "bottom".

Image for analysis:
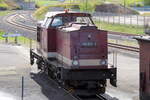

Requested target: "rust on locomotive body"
[
  {"left": 32, "top": 11, "right": 117, "bottom": 94},
  {"left": 135, "top": 36, "right": 150, "bottom": 100}
]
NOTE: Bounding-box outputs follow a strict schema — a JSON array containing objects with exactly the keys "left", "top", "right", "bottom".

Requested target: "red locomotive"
[{"left": 30, "top": 11, "right": 117, "bottom": 94}]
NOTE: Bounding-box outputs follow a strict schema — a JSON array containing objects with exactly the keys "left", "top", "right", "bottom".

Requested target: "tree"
[
  {"left": 144, "top": 0, "right": 150, "bottom": 5},
  {"left": 79, "top": 0, "right": 98, "bottom": 12}
]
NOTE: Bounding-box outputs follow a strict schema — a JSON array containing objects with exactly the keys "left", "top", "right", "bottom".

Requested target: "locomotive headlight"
[
  {"left": 72, "top": 60, "right": 79, "bottom": 66},
  {"left": 100, "top": 59, "right": 108, "bottom": 65}
]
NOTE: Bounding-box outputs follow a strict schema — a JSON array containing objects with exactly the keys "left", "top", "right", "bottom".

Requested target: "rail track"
[
  {"left": 76, "top": 95, "right": 107, "bottom": 100},
  {"left": 5, "top": 13, "right": 139, "bottom": 53},
  {"left": 108, "top": 43, "right": 139, "bottom": 52},
  {"left": 63, "top": 88, "right": 112, "bottom": 100},
  {"left": 74, "top": 94, "right": 117, "bottom": 100},
  {"left": 5, "top": 13, "right": 36, "bottom": 32}
]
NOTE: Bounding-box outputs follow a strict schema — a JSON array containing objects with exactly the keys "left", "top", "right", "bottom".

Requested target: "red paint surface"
[{"left": 38, "top": 12, "right": 108, "bottom": 69}]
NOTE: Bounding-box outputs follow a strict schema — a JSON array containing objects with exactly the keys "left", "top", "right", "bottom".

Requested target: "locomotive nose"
[{"left": 76, "top": 29, "right": 107, "bottom": 60}]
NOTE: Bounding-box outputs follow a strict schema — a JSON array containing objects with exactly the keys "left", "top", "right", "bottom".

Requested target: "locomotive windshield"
[
  {"left": 51, "top": 17, "right": 63, "bottom": 27},
  {"left": 62, "top": 16, "right": 93, "bottom": 25},
  {"left": 50, "top": 16, "right": 94, "bottom": 27}
]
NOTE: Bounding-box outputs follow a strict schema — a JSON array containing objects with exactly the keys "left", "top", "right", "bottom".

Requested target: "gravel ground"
[
  {"left": 0, "top": 44, "right": 77, "bottom": 100},
  {"left": 15, "top": 44, "right": 140, "bottom": 100},
  {"left": 107, "top": 49, "right": 139, "bottom": 100}
]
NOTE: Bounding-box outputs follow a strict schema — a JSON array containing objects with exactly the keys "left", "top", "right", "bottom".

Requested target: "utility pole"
[
  {"left": 124, "top": 0, "right": 126, "bottom": 8},
  {"left": 124, "top": 0, "right": 126, "bottom": 24},
  {"left": 29, "top": 0, "right": 30, "bottom": 9}
]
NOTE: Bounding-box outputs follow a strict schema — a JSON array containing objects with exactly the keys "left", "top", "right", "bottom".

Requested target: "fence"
[
  {"left": 132, "top": 6, "right": 150, "bottom": 11},
  {"left": 0, "top": 34, "right": 38, "bottom": 100},
  {"left": 0, "top": 35, "right": 36, "bottom": 49},
  {"left": 91, "top": 12, "right": 150, "bottom": 27}
]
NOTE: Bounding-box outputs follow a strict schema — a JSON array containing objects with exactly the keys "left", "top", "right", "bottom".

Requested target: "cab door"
[
  {"left": 39, "top": 17, "right": 52, "bottom": 55},
  {"left": 47, "top": 17, "right": 63, "bottom": 53}
]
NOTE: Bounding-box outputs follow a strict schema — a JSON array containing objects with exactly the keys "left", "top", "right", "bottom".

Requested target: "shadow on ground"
[{"left": 30, "top": 72, "right": 76, "bottom": 100}]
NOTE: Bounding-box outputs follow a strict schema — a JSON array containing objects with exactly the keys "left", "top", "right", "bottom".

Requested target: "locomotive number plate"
[{"left": 81, "top": 42, "right": 97, "bottom": 47}]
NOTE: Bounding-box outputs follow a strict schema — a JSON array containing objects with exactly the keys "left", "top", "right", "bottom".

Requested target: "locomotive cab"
[{"left": 32, "top": 11, "right": 117, "bottom": 95}]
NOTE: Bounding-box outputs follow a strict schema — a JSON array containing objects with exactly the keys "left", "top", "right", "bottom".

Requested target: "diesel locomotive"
[{"left": 30, "top": 11, "right": 117, "bottom": 94}]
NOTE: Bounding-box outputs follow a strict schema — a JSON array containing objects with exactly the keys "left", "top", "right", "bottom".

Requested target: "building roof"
[
  {"left": 134, "top": 36, "right": 150, "bottom": 42},
  {"left": 45, "top": 11, "right": 91, "bottom": 18}
]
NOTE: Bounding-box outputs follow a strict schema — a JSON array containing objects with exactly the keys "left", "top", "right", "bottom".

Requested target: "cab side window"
[
  {"left": 51, "top": 17, "right": 63, "bottom": 27},
  {"left": 45, "top": 18, "right": 52, "bottom": 28}
]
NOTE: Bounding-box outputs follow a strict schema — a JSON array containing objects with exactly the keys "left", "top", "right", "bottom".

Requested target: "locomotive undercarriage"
[{"left": 30, "top": 49, "right": 117, "bottom": 95}]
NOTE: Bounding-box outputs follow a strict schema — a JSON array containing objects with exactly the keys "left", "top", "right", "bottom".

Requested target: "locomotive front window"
[
  {"left": 50, "top": 16, "right": 94, "bottom": 27},
  {"left": 62, "top": 16, "right": 94, "bottom": 25},
  {"left": 75, "top": 17, "right": 93, "bottom": 25},
  {"left": 51, "top": 17, "right": 63, "bottom": 27}
]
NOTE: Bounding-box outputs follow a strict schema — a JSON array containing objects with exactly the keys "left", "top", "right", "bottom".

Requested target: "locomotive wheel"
[
  {"left": 30, "top": 58, "right": 34, "bottom": 65},
  {"left": 54, "top": 68, "right": 66, "bottom": 86},
  {"left": 47, "top": 67, "right": 56, "bottom": 79},
  {"left": 36, "top": 59, "right": 45, "bottom": 71},
  {"left": 44, "top": 66, "right": 49, "bottom": 75},
  {"left": 55, "top": 71, "right": 61, "bottom": 83},
  {"left": 36, "top": 60, "right": 41, "bottom": 70}
]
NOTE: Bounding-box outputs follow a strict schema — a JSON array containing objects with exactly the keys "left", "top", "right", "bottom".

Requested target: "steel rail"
[
  {"left": 108, "top": 43, "right": 139, "bottom": 52},
  {"left": 108, "top": 31, "right": 139, "bottom": 36},
  {"left": 75, "top": 94, "right": 109, "bottom": 100},
  {"left": 5, "top": 14, "right": 36, "bottom": 32},
  {"left": 96, "top": 94, "right": 107, "bottom": 100},
  {"left": 6, "top": 13, "right": 139, "bottom": 53}
]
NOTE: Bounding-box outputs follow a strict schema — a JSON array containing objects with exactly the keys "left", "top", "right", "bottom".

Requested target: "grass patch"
[
  {"left": 0, "top": 30, "right": 5, "bottom": 40},
  {"left": 0, "top": 30, "right": 29, "bottom": 43},
  {"left": 95, "top": 21, "right": 144, "bottom": 35},
  {"left": 4, "top": 0, "right": 20, "bottom": 10},
  {"left": 0, "top": 10, "right": 12, "bottom": 16},
  {"left": 141, "top": 13, "right": 150, "bottom": 16},
  {"left": 33, "top": 3, "right": 78, "bottom": 20},
  {"left": 25, "top": 0, "right": 59, "bottom": 7},
  {"left": 0, "top": 31, "right": 36, "bottom": 48},
  {"left": 0, "top": 0, "right": 8, "bottom": 9},
  {"left": 108, "top": 39, "right": 139, "bottom": 47},
  {"left": 65, "top": 0, "right": 144, "bottom": 8},
  {"left": 34, "top": 6, "right": 49, "bottom": 20},
  {"left": 0, "top": 0, "right": 20, "bottom": 10},
  {"left": 36, "top": 0, "right": 59, "bottom": 7}
]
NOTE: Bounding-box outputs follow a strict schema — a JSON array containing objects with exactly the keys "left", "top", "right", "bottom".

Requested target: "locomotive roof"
[{"left": 45, "top": 11, "right": 91, "bottom": 18}]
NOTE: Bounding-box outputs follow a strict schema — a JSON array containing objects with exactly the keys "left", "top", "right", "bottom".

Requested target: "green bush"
[
  {"left": 79, "top": 0, "right": 98, "bottom": 12},
  {"left": 144, "top": 0, "right": 150, "bottom": 5},
  {"left": 34, "top": 6, "right": 50, "bottom": 20},
  {"left": 136, "top": 3, "right": 144, "bottom": 7},
  {"left": 79, "top": 2, "right": 94, "bottom": 12},
  {"left": 0, "top": 1, "right": 8, "bottom": 10},
  {"left": 34, "top": 3, "right": 80, "bottom": 20},
  {"left": 0, "top": 0, "right": 20, "bottom": 10}
]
